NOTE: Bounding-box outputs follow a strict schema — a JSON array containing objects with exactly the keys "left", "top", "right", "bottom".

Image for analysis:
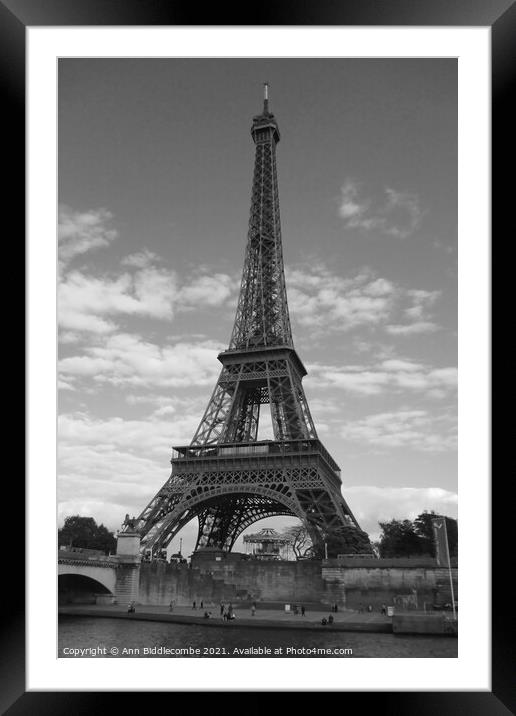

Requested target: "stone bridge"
[{"left": 58, "top": 531, "right": 141, "bottom": 606}]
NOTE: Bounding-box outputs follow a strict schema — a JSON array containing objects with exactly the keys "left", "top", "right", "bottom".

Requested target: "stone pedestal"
[
  {"left": 116, "top": 530, "right": 141, "bottom": 557},
  {"left": 115, "top": 530, "right": 141, "bottom": 605}
]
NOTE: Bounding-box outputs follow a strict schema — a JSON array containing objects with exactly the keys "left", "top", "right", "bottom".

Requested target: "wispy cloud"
[
  {"left": 338, "top": 180, "right": 366, "bottom": 219},
  {"left": 386, "top": 289, "right": 440, "bottom": 334},
  {"left": 340, "top": 409, "right": 457, "bottom": 452},
  {"left": 338, "top": 180, "right": 424, "bottom": 239},
  {"left": 180, "top": 273, "right": 235, "bottom": 308},
  {"left": 286, "top": 264, "right": 440, "bottom": 335},
  {"left": 385, "top": 321, "right": 438, "bottom": 336},
  {"left": 121, "top": 250, "right": 160, "bottom": 269},
  {"left": 58, "top": 206, "right": 239, "bottom": 339},
  {"left": 58, "top": 406, "right": 205, "bottom": 531},
  {"left": 59, "top": 268, "right": 176, "bottom": 335},
  {"left": 288, "top": 265, "right": 395, "bottom": 331},
  {"left": 59, "top": 333, "right": 224, "bottom": 389},
  {"left": 307, "top": 357, "right": 457, "bottom": 397},
  {"left": 59, "top": 266, "right": 238, "bottom": 338},
  {"left": 59, "top": 205, "right": 118, "bottom": 267}
]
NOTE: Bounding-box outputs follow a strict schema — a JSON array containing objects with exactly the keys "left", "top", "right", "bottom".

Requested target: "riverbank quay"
[{"left": 59, "top": 605, "right": 456, "bottom": 635}]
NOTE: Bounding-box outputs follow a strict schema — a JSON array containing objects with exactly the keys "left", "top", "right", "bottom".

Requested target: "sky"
[{"left": 58, "top": 58, "right": 457, "bottom": 555}]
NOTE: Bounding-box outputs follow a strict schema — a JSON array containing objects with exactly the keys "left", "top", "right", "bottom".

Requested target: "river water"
[{"left": 59, "top": 616, "right": 457, "bottom": 658}]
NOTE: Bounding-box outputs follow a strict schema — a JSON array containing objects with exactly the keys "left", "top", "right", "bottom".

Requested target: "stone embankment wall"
[
  {"left": 321, "top": 564, "right": 457, "bottom": 610},
  {"left": 138, "top": 560, "right": 324, "bottom": 605},
  {"left": 138, "top": 558, "right": 457, "bottom": 610}
]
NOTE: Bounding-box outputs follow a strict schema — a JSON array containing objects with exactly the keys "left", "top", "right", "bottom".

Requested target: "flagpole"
[{"left": 443, "top": 519, "right": 456, "bottom": 621}]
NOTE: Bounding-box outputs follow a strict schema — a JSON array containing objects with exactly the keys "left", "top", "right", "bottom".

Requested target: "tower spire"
[{"left": 263, "top": 81, "right": 269, "bottom": 114}]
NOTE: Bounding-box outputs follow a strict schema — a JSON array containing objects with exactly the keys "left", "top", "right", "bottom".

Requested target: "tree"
[
  {"left": 58, "top": 515, "right": 116, "bottom": 555},
  {"left": 413, "top": 510, "right": 458, "bottom": 558},
  {"left": 378, "top": 518, "right": 427, "bottom": 558},
  {"left": 378, "top": 512, "right": 458, "bottom": 559},
  {"left": 281, "top": 524, "right": 313, "bottom": 559}
]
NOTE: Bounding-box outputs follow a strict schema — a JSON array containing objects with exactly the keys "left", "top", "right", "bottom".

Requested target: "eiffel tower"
[{"left": 128, "top": 85, "right": 372, "bottom": 558}]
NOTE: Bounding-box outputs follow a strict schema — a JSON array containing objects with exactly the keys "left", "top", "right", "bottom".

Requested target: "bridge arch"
[{"left": 58, "top": 563, "right": 117, "bottom": 604}]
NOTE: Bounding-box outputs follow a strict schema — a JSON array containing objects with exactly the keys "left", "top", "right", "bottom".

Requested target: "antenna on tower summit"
[{"left": 263, "top": 82, "right": 269, "bottom": 114}]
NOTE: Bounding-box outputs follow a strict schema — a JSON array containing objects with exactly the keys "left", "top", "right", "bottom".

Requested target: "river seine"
[{"left": 59, "top": 616, "right": 457, "bottom": 658}]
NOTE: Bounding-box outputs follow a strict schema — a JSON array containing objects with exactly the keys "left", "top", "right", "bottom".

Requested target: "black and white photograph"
[
  {"left": 0, "top": 0, "right": 506, "bottom": 704},
  {"left": 57, "top": 57, "right": 459, "bottom": 659}
]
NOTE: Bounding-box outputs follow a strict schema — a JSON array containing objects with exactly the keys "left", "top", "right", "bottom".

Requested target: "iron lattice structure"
[{"left": 129, "top": 87, "right": 372, "bottom": 558}]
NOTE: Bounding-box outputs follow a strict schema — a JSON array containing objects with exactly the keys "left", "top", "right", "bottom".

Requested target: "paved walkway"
[
  {"left": 59, "top": 604, "right": 393, "bottom": 633},
  {"left": 138, "top": 604, "right": 390, "bottom": 624}
]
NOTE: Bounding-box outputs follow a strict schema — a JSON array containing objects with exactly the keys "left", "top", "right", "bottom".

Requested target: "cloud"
[
  {"left": 59, "top": 333, "right": 224, "bottom": 388},
  {"left": 124, "top": 393, "right": 207, "bottom": 418},
  {"left": 59, "top": 410, "right": 199, "bottom": 455},
  {"left": 338, "top": 179, "right": 366, "bottom": 219},
  {"left": 180, "top": 273, "right": 234, "bottom": 307},
  {"left": 286, "top": 264, "right": 440, "bottom": 335},
  {"left": 58, "top": 266, "right": 179, "bottom": 335},
  {"left": 58, "top": 377, "right": 76, "bottom": 391},
  {"left": 386, "top": 322, "right": 439, "bottom": 335},
  {"left": 58, "top": 205, "right": 118, "bottom": 266},
  {"left": 287, "top": 265, "right": 395, "bottom": 331},
  {"left": 58, "top": 406, "right": 204, "bottom": 533},
  {"left": 313, "top": 370, "right": 389, "bottom": 396},
  {"left": 386, "top": 289, "right": 440, "bottom": 334},
  {"left": 59, "top": 265, "right": 237, "bottom": 338},
  {"left": 307, "top": 358, "right": 457, "bottom": 397},
  {"left": 343, "top": 485, "right": 458, "bottom": 540},
  {"left": 340, "top": 409, "right": 457, "bottom": 452},
  {"left": 58, "top": 206, "right": 239, "bottom": 339},
  {"left": 121, "top": 250, "right": 160, "bottom": 269},
  {"left": 338, "top": 180, "right": 424, "bottom": 239},
  {"left": 382, "top": 188, "right": 424, "bottom": 239},
  {"left": 380, "top": 359, "right": 424, "bottom": 372},
  {"left": 132, "top": 267, "right": 180, "bottom": 318}
]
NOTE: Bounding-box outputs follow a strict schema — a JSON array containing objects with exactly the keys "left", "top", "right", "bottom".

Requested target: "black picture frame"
[{"left": 8, "top": 0, "right": 512, "bottom": 712}]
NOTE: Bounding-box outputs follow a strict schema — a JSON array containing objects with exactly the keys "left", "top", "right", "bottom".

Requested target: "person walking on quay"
[
  {"left": 192, "top": 600, "right": 196, "bottom": 609},
  {"left": 200, "top": 600, "right": 204, "bottom": 609},
  {"left": 169, "top": 599, "right": 175, "bottom": 612},
  {"left": 220, "top": 602, "right": 225, "bottom": 616},
  {"left": 301, "top": 605, "right": 305, "bottom": 617},
  {"left": 251, "top": 604, "right": 256, "bottom": 617},
  {"left": 328, "top": 614, "right": 334, "bottom": 625}
]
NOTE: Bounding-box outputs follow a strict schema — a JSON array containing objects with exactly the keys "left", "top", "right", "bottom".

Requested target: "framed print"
[{"left": 5, "top": 0, "right": 513, "bottom": 711}]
